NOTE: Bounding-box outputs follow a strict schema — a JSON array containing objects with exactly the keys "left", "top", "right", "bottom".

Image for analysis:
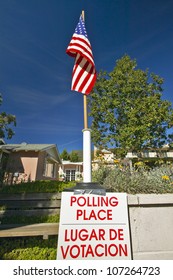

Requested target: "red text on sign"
[
  {"left": 64, "top": 228, "right": 124, "bottom": 242},
  {"left": 70, "top": 195, "right": 119, "bottom": 207},
  {"left": 76, "top": 209, "right": 113, "bottom": 220}
]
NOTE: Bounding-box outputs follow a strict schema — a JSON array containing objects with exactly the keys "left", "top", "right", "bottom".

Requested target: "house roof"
[
  {"left": 0, "top": 143, "right": 54, "bottom": 151},
  {"left": 0, "top": 143, "right": 62, "bottom": 163}
]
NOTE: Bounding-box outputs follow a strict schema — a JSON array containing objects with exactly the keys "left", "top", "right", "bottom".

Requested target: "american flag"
[{"left": 66, "top": 15, "right": 96, "bottom": 95}]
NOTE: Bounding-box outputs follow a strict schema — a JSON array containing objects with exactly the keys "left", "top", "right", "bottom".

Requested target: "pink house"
[{"left": 0, "top": 143, "right": 61, "bottom": 184}]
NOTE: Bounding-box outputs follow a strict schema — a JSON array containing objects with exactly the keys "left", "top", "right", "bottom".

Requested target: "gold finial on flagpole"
[{"left": 82, "top": 10, "right": 85, "bottom": 21}]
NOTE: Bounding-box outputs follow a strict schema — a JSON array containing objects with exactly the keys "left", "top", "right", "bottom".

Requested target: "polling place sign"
[{"left": 57, "top": 192, "right": 131, "bottom": 260}]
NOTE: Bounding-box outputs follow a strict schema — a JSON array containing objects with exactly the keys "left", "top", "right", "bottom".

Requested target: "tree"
[
  {"left": 60, "top": 149, "right": 70, "bottom": 160},
  {"left": 70, "top": 151, "right": 79, "bottom": 162},
  {"left": 89, "top": 55, "right": 173, "bottom": 157},
  {"left": 0, "top": 94, "right": 16, "bottom": 140},
  {"left": 72, "top": 150, "right": 83, "bottom": 161}
]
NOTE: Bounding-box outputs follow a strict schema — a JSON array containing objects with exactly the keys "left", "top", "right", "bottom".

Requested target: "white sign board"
[{"left": 57, "top": 192, "right": 131, "bottom": 260}]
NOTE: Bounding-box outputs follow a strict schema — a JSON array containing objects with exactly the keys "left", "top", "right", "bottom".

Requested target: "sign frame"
[{"left": 57, "top": 191, "right": 132, "bottom": 260}]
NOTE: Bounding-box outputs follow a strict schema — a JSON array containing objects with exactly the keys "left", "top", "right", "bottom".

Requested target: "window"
[
  {"left": 44, "top": 160, "right": 56, "bottom": 178},
  {"left": 65, "top": 170, "right": 76, "bottom": 181}
]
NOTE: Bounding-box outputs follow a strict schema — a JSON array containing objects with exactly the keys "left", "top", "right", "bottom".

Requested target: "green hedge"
[
  {"left": 0, "top": 180, "right": 75, "bottom": 193},
  {"left": 0, "top": 236, "right": 57, "bottom": 260}
]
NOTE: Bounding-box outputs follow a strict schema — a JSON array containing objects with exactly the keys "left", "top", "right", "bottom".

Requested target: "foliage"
[
  {"left": 89, "top": 55, "right": 173, "bottom": 157},
  {"left": 60, "top": 149, "right": 70, "bottom": 160},
  {"left": 0, "top": 236, "right": 57, "bottom": 260},
  {"left": 70, "top": 150, "right": 79, "bottom": 162},
  {"left": 0, "top": 94, "right": 16, "bottom": 139},
  {"left": 60, "top": 149, "right": 80, "bottom": 162},
  {"left": 0, "top": 180, "right": 75, "bottom": 193},
  {"left": 72, "top": 150, "right": 83, "bottom": 161},
  {"left": 92, "top": 165, "right": 112, "bottom": 184},
  {"left": 92, "top": 164, "right": 173, "bottom": 194}
]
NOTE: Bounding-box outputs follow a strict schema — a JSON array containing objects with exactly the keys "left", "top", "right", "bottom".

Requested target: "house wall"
[
  {"left": 20, "top": 153, "right": 38, "bottom": 181},
  {"left": 4, "top": 151, "right": 38, "bottom": 184},
  {"left": 128, "top": 194, "right": 173, "bottom": 259},
  {"left": 2, "top": 145, "right": 61, "bottom": 184},
  {"left": 36, "top": 151, "right": 59, "bottom": 180},
  {"left": 62, "top": 164, "right": 82, "bottom": 171},
  {"left": 35, "top": 151, "right": 45, "bottom": 180}
]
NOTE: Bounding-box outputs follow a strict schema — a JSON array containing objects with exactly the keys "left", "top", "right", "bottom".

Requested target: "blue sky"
[{"left": 0, "top": 0, "right": 173, "bottom": 153}]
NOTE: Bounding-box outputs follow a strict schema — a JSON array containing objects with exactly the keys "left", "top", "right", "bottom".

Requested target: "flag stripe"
[
  {"left": 71, "top": 55, "right": 83, "bottom": 89},
  {"left": 78, "top": 70, "right": 92, "bottom": 93},
  {"left": 80, "top": 66, "right": 96, "bottom": 93},
  {"left": 72, "top": 63, "right": 96, "bottom": 94},
  {"left": 72, "top": 57, "right": 89, "bottom": 90},
  {"left": 67, "top": 43, "right": 94, "bottom": 64},
  {"left": 73, "top": 60, "right": 90, "bottom": 92},
  {"left": 66, "top": 35, "right": 94, "bottom": 65},
  {"left": 68, "top": 34, "right": 91, "bottom": 49}
]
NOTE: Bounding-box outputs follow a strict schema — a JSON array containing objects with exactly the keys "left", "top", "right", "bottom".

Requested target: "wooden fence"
[{"left": 0, "top": 192, "right": 61, "bottom": 239}]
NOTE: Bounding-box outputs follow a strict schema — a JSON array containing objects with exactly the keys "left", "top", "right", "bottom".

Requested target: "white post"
[
  {"left": 81, "top": 10, "right": 92, "bottom": 184},
  {"left": 83, "top": 128, "right": 92, "bottom": 182}
]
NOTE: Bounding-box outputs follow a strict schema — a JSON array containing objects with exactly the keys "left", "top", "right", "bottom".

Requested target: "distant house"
[
  {"left": 59, "top": 160, "right": 83, "bottom": 182},
  {"left": 126, "top": 146, "right": 173, "bottom": 162},
  {"left": 0, "top": 143, "right": 61, "bottom": 185},
  {"left": 93, "top": 145, "right": 173, "bottom": 169}
]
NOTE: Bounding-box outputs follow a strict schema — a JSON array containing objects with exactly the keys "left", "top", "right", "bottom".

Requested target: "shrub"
[
  {"left": 92, "top": 165, "right": 112, "bottom": 184},
  {"left": 0, "top": 236, "right": 57, "bottom": 260},
  {"left": 0, "top": 180, "right": 75, "bottom": 193},
  {"left": 92, "top": 164, "right": 173, "bottom": 194}
]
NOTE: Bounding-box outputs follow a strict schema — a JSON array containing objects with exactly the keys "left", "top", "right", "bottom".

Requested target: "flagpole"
[
  {"left": 81, "top": 10, "right": 92, "bottom": 183},
  {"left": 82, "top": 10, "right": 88, "bottom": 130}
]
